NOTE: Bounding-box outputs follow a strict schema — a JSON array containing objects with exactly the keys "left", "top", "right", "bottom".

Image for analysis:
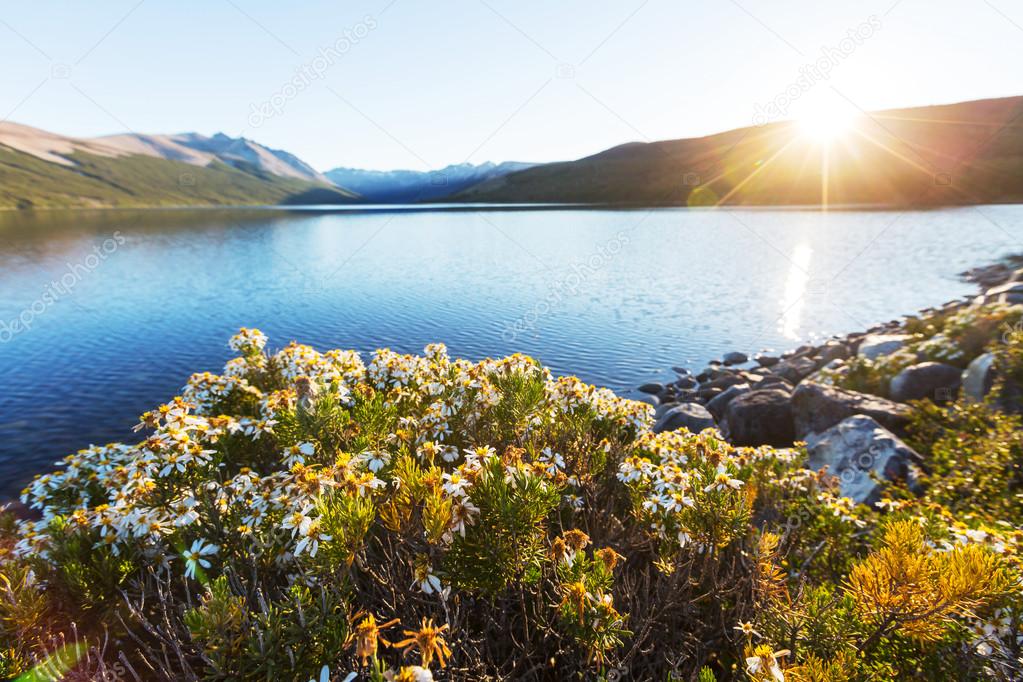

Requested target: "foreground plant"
[{"left": 1, "top": 328, "right": 1020, "bottom": 680}]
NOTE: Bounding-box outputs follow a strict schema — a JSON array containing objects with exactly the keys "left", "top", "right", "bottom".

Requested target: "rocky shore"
[{"left": 635, "top": 257, "right": 1023, "bottom": 505}]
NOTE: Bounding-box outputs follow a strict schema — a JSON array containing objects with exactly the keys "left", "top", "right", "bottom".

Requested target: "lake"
[{"left": 1, "top": 204, "right": 1021, "bottom": 500}]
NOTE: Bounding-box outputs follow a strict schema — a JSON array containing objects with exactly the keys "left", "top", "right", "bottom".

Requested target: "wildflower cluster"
[{"left": 0, "top": 329, "right": 1020, "bottom": 680}]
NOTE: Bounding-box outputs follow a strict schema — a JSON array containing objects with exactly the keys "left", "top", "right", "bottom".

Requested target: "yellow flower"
[
  {"left": 562, "top": 529, "right": 590, "bottom": 552},
  {"left": 560, "top": 580, "right": 591, "bottom": 624},
  {"left": 394, "top": 618, "right": 452, "bottom": 669},
  {"left": 351, "top": 613, "right": 400, "bottom": 666},
  {"left": 595, "top": 547, "right": 624, "bottom": 572}
]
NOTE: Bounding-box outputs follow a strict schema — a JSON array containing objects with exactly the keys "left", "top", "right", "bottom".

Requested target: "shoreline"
[
  {"left": 4, "top": 199, "right": 1023, "bottom": 214},
  {"left": 632, "top": 254, "right": 1023, "bottom": 503}
]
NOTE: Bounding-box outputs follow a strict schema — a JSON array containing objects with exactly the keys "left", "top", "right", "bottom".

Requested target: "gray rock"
[
  {"left": 695, "top": 369, "right": 715, "bottom": 382},
  {"left": 755, "top": 354, "right": 780, "bottom": 368},
  {"left": 815, "top": 342, "right": 850, "bottom": 365},
  {"left": 816, "top": 358, "right": 846, "bottom": 374},
  {"left": 653, "top": 403, "right": 716, "bottom": 434},
  {"left": 857, "top": 334, "right": 911, "bottom": 360},
  {"left": 984, "top": 281, "right": 1023, "bottom": 305},
  {"left": 739, "top": 373, "right": 768, "bottom": 388},
  {"left": 725, "top": 389, "right": 794, "bottom": 446},
  {"left": 791, "top": 382, "right": 912, "bottom": 439},
  {"left": 723, "top": 351, "right": 749, "bottom": 366},
  {"left": 889, "top": 362, "right": 962, "bottom": 403},
  {"left": 638, "top": 382, "right": 664, "bottom": 395},
  {"left": 706, "top": 383, "right": 751, "bottom": 420},
  {"left": 675, "top": 375, "right": 698, "bottom": 390},
  {"left": 633, "top": 392, "right": 660, "bottom": 408},
  {"left": 805, "top": 415, "right": 924, "bottom": 505},
  {"left": 672, "top": 366, "right": 690, "bottom": 375},
  {"left": 964, "top": 263, "right": 1011, "bottom": 288},
  {"left": 774, "top": 356, "right": 817, "bottom": 384},
  {"left": 759, "top": 375, "right": 794, "bottom": 391},
  {"left": 698, "top": 386, "right": 724, "bottom": 402},
  {"left": 702, "top": 374, "right": 747, "bottom": 391},
  {"left": 654, "top": 401, "right": 679, "bottom": 419},
  {"left": 961, "top": 353, "right": 996, "bottom": 402}
]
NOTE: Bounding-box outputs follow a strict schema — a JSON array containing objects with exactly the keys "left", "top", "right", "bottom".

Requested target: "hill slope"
[
  {"left": 325, "top": 161, "right": 536, "bottom": 202},
  {"left": 97, "top": 132, "right": 334, "bottom": 184},
  {"left": 455, "top": 95, "right": 1023, "bottom": 207},
  {"left": 0, "top": 123, "right": 355, "bottom": 209}
]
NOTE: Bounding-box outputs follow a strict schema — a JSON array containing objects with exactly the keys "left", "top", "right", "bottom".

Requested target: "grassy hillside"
[
  {"left": 0, "top": 146, "right": 356, "bottom": 209},
  {"left": 455, "top": 95, "right": 1023, "bottom": 207}
]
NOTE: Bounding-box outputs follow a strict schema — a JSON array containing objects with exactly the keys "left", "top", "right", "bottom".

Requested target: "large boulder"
[
  {"left": 857, "top": 334, "right": 911, "bottom": 360},
  {"left": 653, "top": 403, "right": 716, "bottom": 434},
  {"left": 773, "top": 356, "right": 817, "bottom": 384},
  {"left": 705, "top": 383, "right": 751, "bottom": 420},
  {"left": 725, "top": 389, "right": 794, "bottom": 446},
  {"left": 814, "top": 341, "right": 850, "bottom": 365},
  {"left": 889, "top": 362, "right": 962, "bottom": 403},
  {"left": 805, "top": 415, "right": 924, "bottom": 504},
  {"left": 758, "top": 375, "right": 794, "bottom": 392},
  {"left": 697, "top": 386, "right": 723, "bottom": 402},
  {"left": 790, "top": 382, "right": 911, "bottom": 439},
  {"left": 961, "top": 353, "right": 996, "bottom": 402},
  {"left": 654, "top": 401, "right": 678, "bottom": 419}
]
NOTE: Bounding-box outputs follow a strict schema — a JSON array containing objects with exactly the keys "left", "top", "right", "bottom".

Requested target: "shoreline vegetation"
[{"left": 2, "top": 258, "right": 1023, "bottom": 680}]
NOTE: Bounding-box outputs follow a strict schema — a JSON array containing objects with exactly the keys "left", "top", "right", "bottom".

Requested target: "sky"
[{"left": 2, "top": 0, "right": 1022, "bottom": 171}]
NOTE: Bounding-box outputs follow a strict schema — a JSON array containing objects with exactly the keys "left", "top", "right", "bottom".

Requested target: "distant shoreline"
[{"left": 2, "top": 200, "right": 1019, "bottom": 215}]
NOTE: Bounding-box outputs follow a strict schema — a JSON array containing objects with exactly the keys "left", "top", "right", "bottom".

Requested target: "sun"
[{"left": 796, "top": 103, "right": 859, "bottom": 144}]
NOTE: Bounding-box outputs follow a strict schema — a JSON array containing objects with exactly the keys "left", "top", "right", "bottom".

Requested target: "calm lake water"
[{"left": 1, "top": 204, "right": 1022, "bottom": 500}]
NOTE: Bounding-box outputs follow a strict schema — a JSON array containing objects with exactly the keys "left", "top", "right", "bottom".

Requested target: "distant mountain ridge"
[
  {"left": 0, "top": 122, "right": 356, "bottom": 209},
  {"left": 96, "top": 131, "right": 333, "bottom": 184},
  {"left": 5, "top": 93, "right": 1023, "bottom": 210},
  {"left": 325, "top": 161, "right": 537, "bottom": 203},
  {"left": 455, "top": 95, "right": 1023, "bottom": 207}
]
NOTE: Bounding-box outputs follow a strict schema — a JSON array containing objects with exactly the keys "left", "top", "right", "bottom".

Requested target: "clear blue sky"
[{"left": 2, "top": 0, "right": 1022, "bottom": 171}]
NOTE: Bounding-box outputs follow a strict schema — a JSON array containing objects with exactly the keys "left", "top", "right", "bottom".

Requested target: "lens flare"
[{"left": 796, "top": 103, "right": 859, "bottom": 144}]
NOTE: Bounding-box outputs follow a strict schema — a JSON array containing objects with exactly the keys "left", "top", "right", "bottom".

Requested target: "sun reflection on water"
[{"left": 779, "top": 243, "right": 813, "bottom": 340}]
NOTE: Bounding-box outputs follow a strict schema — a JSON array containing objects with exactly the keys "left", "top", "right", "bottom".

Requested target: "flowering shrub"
[
  {"left": 826, "top": 303, "right": 1023, "bottom": 398},
  {"left": 907, "top": 400, "right": 1023, "bottom": 525},
  {"left": 1, "top": 329, "right": 1020, "bottom": 680}
]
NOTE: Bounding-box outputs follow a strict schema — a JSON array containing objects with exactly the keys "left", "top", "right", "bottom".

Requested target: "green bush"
[
  {"left": 1, "top": 329, "right": 1020, "bottom": 680},
  {"left": 907, "top": 399, "right": 1023, "bottom": 524},
  {"left": 826, "top": 304, "right": 1023, "bottom": 399}
]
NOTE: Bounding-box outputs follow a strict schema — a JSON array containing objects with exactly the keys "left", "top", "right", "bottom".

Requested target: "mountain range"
[
  {"left": 325, "top": 162, "right": 536, "bottom": 203},
  {"left": 456, "top": 95, "right": 1023, "bottom": 207},
  {"left": 0, "top": 123, "right": 354, "bottom": 209},
  {"left": 2, "top": 94, "right": 1022, "bottom": 210},
  {"left": 97, "top": 132, "right": 334, "bottom": 184}
]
